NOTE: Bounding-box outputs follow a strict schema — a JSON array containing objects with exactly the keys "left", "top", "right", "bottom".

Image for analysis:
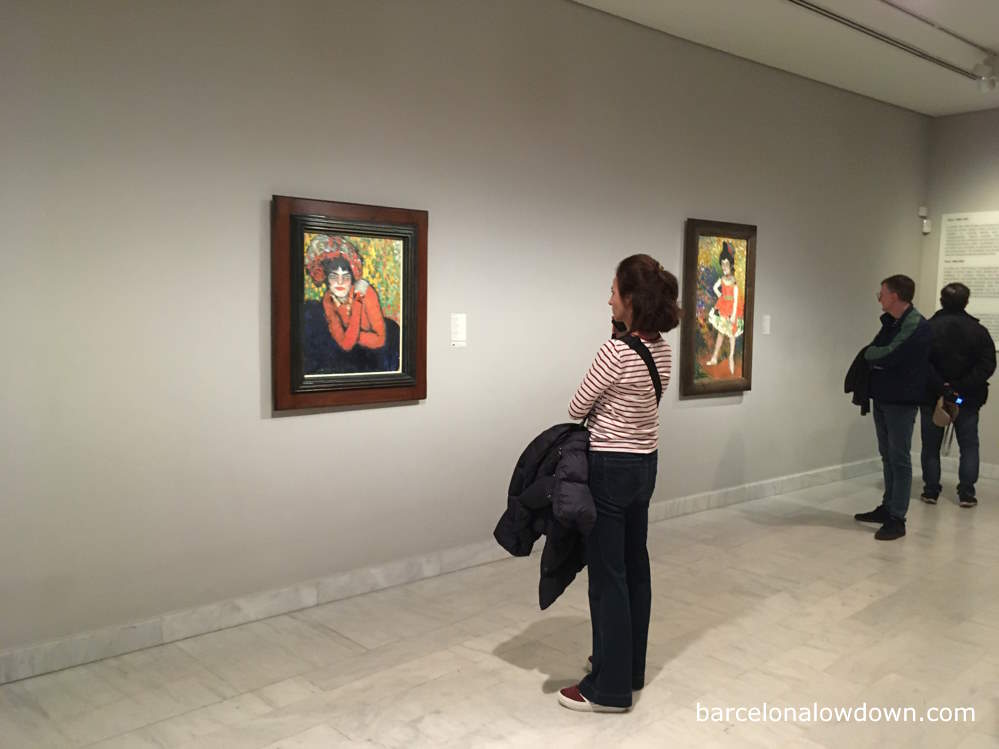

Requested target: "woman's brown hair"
[{"left": 616, "top": 254, "right": 681, "bottom": 333}]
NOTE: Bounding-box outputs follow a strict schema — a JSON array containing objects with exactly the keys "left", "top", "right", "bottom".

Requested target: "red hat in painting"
[{"left": 306, "top": 235, "right": 363, "bottom": 286}]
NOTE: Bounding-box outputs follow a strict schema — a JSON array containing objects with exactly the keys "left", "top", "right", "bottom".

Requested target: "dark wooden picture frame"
[
  {"left": 271, "top": 195, "right": 427, "bottom": 411},
  {"left": 680, "top": 218, "right": 757, "bottom": 397}
]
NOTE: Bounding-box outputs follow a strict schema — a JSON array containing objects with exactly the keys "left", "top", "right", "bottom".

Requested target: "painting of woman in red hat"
[{"left": 302, "top": 233, "right": 401, "bottom": 375}]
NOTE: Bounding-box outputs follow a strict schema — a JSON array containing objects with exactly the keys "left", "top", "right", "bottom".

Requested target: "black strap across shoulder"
[
  {"left": 582, "top": 334, "right": 664, "bottom": 426},
  {"left": 621, "top": 335, "right": 662, "bottom": 405}
]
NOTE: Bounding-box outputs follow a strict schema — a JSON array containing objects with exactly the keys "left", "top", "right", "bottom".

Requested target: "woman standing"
[{"left": 560, "top": 254, "right": 680, "bottom": 712}]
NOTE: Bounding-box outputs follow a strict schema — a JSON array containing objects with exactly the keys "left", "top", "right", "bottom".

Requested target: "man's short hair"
[
  {"left": 940, "top": 282, "right": 970, "bottom": 311},
  {"left": 881, "top": 274, "right": 915, "bottom": 303}
]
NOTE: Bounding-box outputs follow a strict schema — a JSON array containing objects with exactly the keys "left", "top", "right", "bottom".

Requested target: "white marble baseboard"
[
  {"left": 0, "top": 541, "right": 509, "bottom": 686},
  {"left": 939, "top": 456, "right": 999, "bottom": 481},
  {"left": 647, "top": 457, "right": 881, "bottom": 523},
  {"left": 0, "top": 620, "right": 163, "bottom": 688},
  {"left": 0, "top": 457, "right": 881, "bottom": 685},
  {"left": 907, "top": 453, "right": 999, "bottom": 483}
]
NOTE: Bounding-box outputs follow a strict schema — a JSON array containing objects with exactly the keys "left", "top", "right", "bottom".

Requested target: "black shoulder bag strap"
[
  {"left": 621, "top": 335, "right": 663, "bottom": 405},
  {"left": 582, "top": 335, "right": 663, "bottom": 426}
]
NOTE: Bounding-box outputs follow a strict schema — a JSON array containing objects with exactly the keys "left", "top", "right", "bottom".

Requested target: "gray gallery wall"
[
  {"left": 1, "top": 0, "right": 929, "bottom": 651},
  {"left": 918, "top": 108, "right": 999, "bottom": 465}
]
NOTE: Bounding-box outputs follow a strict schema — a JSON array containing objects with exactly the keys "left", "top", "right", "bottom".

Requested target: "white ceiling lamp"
[
  {"left": 791, "top": 1, "right": 999, "bottom": 95},
  {"left": 972, "top": 54, "right": 998, "bottom": 93},
  {"left": 878, "top": 1, "right": 998, "bottom": 96}
]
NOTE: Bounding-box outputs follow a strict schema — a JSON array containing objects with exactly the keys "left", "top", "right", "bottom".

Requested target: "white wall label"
[
  {"left": 761, "top": 314, "right": 771, "bottom": 335},
  {"left": 937, "top": 211, "right": 999, "bottom": 349},
  {"left": 450, "top": 313, "right": 467, "bottom": 348}
]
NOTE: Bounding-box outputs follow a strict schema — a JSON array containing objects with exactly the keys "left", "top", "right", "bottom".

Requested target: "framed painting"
[
  {"left": 271, "top": 195, "right": 427, "bottom": 410},
  {"left": 680, "top": 218, "right": 757, "bottom": 397}
]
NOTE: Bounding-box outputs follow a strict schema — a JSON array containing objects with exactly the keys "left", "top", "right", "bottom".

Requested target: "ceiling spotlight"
[{"left": 973, "top": 54, "right": 998, "bottom": 93}]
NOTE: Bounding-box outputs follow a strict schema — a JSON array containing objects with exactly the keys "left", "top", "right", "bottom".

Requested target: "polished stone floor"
[{"left": 2, "top": 471, "right": 997, "bottom": 748}]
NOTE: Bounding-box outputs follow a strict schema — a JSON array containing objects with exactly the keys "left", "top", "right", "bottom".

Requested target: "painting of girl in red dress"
[
  {"left": 301, "top": 233, "right": 401, "bottom": 376},
  {"left": 680, "top": 219, "right": 756, "bottom": 396},
  {"left": 686, "top": 231, "right": 752, "bottom": 388},
  {"left": 705, "top": 241, "right": 746, "bottom": 375}
]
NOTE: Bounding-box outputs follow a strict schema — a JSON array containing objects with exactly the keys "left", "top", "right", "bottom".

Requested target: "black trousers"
[{"left": 579, "top": 450, "right": 658, "bottom": 708}]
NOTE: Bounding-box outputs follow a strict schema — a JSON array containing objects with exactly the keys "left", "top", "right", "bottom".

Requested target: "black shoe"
[
  {"left": 855, "top": 505, "right": 890, "bottom": 523},
  {"left": 959, "top": 496, "right": 978, "bottom": 508},
  {"left": 920, "top": 494, "right": 938, "bottom": 505},
  {"left": 874, "top": 517, "right": 906, "bottom": 540}
]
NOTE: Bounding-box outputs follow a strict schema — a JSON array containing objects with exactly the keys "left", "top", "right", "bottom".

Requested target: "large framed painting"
[
  {"left": 271, "top": 195, "right": 427, "bottom": 411},
  {"left": 680, "top": 218, "right": 757, "bottom": 397}
]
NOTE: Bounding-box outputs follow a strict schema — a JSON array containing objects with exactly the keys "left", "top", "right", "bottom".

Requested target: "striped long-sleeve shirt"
[{"left": 568, "top": 336, "right": 672, "bottom": 453}]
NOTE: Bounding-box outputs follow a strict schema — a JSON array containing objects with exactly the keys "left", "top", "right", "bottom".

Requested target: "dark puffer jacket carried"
[{"left": 493, "top": 423, "right": 595, "bottom": 610}]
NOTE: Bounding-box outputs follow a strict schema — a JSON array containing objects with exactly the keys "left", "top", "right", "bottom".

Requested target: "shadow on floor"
[
  {"left": 490, "top": 615, "right": 588, "bottom": 694},
  {"left": 738, "top": 505, "right": 876, "bottom": 533},
  {"left": 490, "top": 613, "right": 699, "bottom": 700}
]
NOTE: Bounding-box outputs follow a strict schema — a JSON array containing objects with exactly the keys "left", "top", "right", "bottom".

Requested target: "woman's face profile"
[
  {"left": 609, "top": 277, "right": 630, "bottom": 325},
  {"left": 721, "top": 258, "right": 732, "bottom": 276}
]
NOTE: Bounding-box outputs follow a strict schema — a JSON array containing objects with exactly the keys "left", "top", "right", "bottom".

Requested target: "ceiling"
[{"left": 573, "top": 0, "right": 999, "bottom": 116}]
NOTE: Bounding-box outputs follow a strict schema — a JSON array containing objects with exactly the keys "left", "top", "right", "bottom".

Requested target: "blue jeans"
[
  {"left": 919, "top": 403, "right": 981, "bottom": 499},
  {"left": 579, "top": 450, "right": 657, "bottom": 709},
  {"left": 872, "top": 401, "right": 917, "bottom": 521}
]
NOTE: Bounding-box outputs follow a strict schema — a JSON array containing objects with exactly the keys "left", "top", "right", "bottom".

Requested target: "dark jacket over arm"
[
  {"left": 845, "top": 346, "right": 872, "bottom": 415},
  {"left": 494, "top": 423, "right": 596, "bottom": 610}
]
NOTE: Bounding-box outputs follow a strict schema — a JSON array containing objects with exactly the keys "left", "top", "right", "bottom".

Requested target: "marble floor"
[{"left": 2, "top": 471, "right": 998, "bottom": 748}]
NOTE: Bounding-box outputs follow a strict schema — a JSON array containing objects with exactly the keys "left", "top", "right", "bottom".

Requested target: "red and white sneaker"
[{"left": 557, "top": 685, "right": 628, "bottom": 713}]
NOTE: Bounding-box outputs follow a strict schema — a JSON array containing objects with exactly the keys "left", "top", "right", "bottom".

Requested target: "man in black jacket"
[
  {"left": 854, "top": 275, "right": 932, "bottom": 540},
  {"left": 919, "top": 283, "right": 997, "bottom": 508}
]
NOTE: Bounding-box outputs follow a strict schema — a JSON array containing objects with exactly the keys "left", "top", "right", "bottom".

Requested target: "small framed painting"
[
  {"left": 271, "top": 195, "right": 427, "bottom": 410},
  {"left": 680, "top": 218, "right": 757, "bottom": 397}
]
